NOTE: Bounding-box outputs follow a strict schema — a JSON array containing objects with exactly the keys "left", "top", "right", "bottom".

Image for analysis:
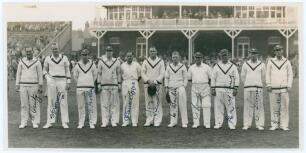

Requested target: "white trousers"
[
  {"left": 168, "top": 86, "right": 188, "bottom": 125},
  {"left": 214, "top": 90, "right": 237, "bottom": 128},
  {"left": 19, "top": 85, "right": 40, "bottom": 125},
  {"left": 243, "top": 88, "right": 264, "bottom": 127},
  {"left": 46, "top": 78, "right": 69, "bottom": 124},
  {"left": 100, "top": 86, "right": 120, "bottom": 125},
  {"left": 144, "top": 84, "right": 163, "bottom": 125},
  {"left": 122, "top": 80, "right": 139, "bottom": 125},
  {"left": 269, "top": 91, "right": 290, "bottom": 128},
  {"left": 77, "top": 88, "right": 97, "bottom": 126},
  {"left": 191, "top": 83, "right": 211, "bottom": 127}
]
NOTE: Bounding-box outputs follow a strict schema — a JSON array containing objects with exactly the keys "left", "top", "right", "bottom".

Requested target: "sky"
[{"left": 3, "top": 2, "right": 106, "bottom": 30}]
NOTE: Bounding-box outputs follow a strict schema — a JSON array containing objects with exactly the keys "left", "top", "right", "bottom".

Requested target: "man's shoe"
[
  {"left": 192, "top": 125, "right": 199, "bottom": 128},
  {"left": 101, "top": 124, "right": 107, "bottom": 128},
  {"left": 153, "top": 124, "right": 160, "bottom": 127},
  {"left": 269, "top": 126, "right": 278, "bottom": 131},
  {"left": 167, "top": 123, "right": 176, "bottom": 128},
  {"left": 214, "top": 125, "right": 221, "bottom": 129},
  {"left": 77, "top": 125, "right": 83, "bottom": 129},
  {"left": 229, "top": 126, "right": 236, "bottom": 130},
  {"left": 89, "top": 124, "right": 95, "bottom": 129},
  {"left": 182, "top": 124, "right": 188, "bottom": 128},
  {"left": 257, "top": 126, "right": 264, "bottom": 130},
  {"left": 281, "top": 127, "right": 289, "bottom": 131},
  {"left": 19, "top": 124, "right": 26, "bottom": 129},
  {"left": 121, "top": 123, "right": 129, "bottom": 127},
  {"left": 111, "top": 123, "right": 117, "bottom": 127},
  {"left": 43, "top": 123, "right": 52, "bottom": 129},
  {"left": 144, "top": 122, "right": 152, "bottom": 127},
  {"left": 132, "top": 124, "right": 137, "bottom": 127},
  {"left": 242, "top": 126, "right": 249, "bottom": 130},
  {"left": 62, "top": 123, "right": 69, "bottom": 129},
  {"left": 32, "top": 124, "right": 39, "bottom": 129}
]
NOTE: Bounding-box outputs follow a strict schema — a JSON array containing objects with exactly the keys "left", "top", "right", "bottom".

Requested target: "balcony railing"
[{"left": 89, "top": 18, "right": 297, "bottom": 30}]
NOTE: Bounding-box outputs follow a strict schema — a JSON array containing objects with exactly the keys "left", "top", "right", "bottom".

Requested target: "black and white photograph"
[{"left": 2, "top": 0, "right": 304, "bottom": 151}]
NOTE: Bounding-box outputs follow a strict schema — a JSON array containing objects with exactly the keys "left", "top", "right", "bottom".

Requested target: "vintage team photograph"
[{"left": 3, "top": 1, "right": 303, "bottom": 150}]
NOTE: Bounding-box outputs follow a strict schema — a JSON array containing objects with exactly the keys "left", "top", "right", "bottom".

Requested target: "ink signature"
[
  {"left": 124, "top": 82, "right": 136, "bottom": 121},
  {"left": 50, "top": 92, "right": 64, "bottom": 119},
  {"left": 145, "top": 86, "right": 161, "bottom": 117},
  {"left": 31, "top": 94, "right": 43, "bottom": 113}
]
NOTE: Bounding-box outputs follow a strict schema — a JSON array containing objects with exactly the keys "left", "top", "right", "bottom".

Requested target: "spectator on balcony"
[
  {"left": 94, "top": 18, "right": 98, "bottom": 25},
  {"left": 162, "top": 11, "right": 169, "bottom": 19},
  {"left": 188, "top": 9, "right": 193, "bottom": 18},
  {"left": 99, "top": 17, "right": 103, "bottom": 25}
]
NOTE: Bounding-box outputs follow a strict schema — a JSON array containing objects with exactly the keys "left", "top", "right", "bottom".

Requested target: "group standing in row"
[{"left": 15, "top": 43, "right": 293, "bottom": 131}]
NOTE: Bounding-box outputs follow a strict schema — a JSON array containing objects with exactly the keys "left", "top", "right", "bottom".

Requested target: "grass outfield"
[{"left": 7, "top": 78, "right": 299, "bottom": 148}]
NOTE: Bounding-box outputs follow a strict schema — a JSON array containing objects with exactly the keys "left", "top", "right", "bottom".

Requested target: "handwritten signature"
[
  {"left": 103, "top": 91, "right": 117, "bottom": 120},
  {"left": 168, "top": 89, "right": 178, "bottom": 118},
  {"left": 191, "top": 92, "right": 210, "bottom": 120},
  {"left": 145, "top": 86, "right": 161, "bottom": 116},
  {"left": 50, "top": 92, "right": 64, "bottom": 119},
  {"left": 84, "top": 88, "right": 94, "bottom": 115},
  {"left": 30, "top": 94, "right": 43, "bottom": 113},
  {"left": 271, "top": 94, "right": 282, "bottom": 125},
  {"left": 222, "top": 75, "right": 236, "bottom": 124},
  {"left": 124, "top": 82, "right": 136, "bottom": 121}
]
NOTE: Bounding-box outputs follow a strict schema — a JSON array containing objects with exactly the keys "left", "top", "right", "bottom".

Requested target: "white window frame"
[{"left": 237, "top": 37, "right": 250, "bottom": 58}]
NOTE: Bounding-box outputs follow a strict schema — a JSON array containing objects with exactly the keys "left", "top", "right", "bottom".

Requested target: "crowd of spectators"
[
  {"left": 7, "top": 22, "right": 67, "bottom": 33},
  {"left": 7, "top": 22, "right": 69, "bottom": 80}
]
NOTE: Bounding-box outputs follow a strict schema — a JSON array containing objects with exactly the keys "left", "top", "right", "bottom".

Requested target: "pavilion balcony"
[{"left": 89, "top": 18, "right": 297, "bottom": 31}]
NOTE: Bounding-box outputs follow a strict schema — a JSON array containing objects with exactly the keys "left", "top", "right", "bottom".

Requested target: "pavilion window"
[
  {"left": 271, "top": 7, "right": 276, "bottom": 18},
  {"left": 109, "top": 7, "right": 113, "bottom": 20},
  {"left": 145, "top": 6, "right": 151, "bottom": 18},
  {"left": 119, "top": 6, "right": 124, "bottom": 20},
  {"left": 235, "top": 6, "right": 241, "bottom": 18},
  {"left": 113, "top": 7, "right": 119, "bottom": 20},
  {"left": 139, "top": 6, "right": 145, "bottom": 18},
  {"left": 276, "top": 7, "right": 282, "bottom": 18},
  {"left": 249, "top": 6, "right": 255, "bottom": 18},
  {"left": 132, "top": 6, "right": 138, "bottom": 19}
]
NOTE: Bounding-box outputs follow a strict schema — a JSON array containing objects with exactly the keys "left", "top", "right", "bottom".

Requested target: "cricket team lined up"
[{"left": 15, "top": 42, "right": 293, "bottom": 131}]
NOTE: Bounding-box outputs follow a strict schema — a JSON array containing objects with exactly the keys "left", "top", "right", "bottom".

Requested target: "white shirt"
[
  {"left": 188, "top": 63, "right": 211, "bottom": 84},
  {"left": 121, "top": 61, "right": 141, "bottom": 81},
  {"left": 16, "top": 57, "right": 43, "bottom": 86},
  {"left": 241, "top": 60, "right": 266, "bottom": 91},
  {"left": 266, "top": 57, "right": 293, "bottom": 90},
  {"left": 164, "top": 62, "right": 188, "bottom": 88},
  {"left": 97, "top": 57, "right": 121, "bottom": 86},
  {"left": 141, "top": 57, "right": 165, "bottom": 84},
  {"left": 211, "top": 61, "right": 240, "bottom": 92},
  {"left": 43, "top": 54, "right": 71, "bottom": 83},
  {"left": 73, "top": 60, "right": 97, "bottom": 88}
]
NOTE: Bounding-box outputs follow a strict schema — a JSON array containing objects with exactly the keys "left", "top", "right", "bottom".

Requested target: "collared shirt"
[
  {"left": 97, "top": 57, "right": 121, "bottom": 86},
  {"left": 164, "top": 62, "right": 188, "bottom": 88},
  {"left": 73, "top": 60, "right": 97, "bottom": 88},
  {"left": 141, "top": 57, "right": 165, "bottom": 84},
  {"left": 121, "top": 61, "right": 141, "bottom": 81},
  {"left": 188, "top": 63, "right": 211, "bottom": 84},
  {"left": 266, "top": 57, "right": 293, "bottom": 90},
  {"left": 241, "top": 60, "right": 265, "bottom": 90},
  {"left": 43, "top": 54, "right": 71, "bottom": 83},
  {"left": 211, "top": 61, "right": 240, "bottom": 92},
  {"left": 16, "top": 57, "right": 43, "bottom": 86}
]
